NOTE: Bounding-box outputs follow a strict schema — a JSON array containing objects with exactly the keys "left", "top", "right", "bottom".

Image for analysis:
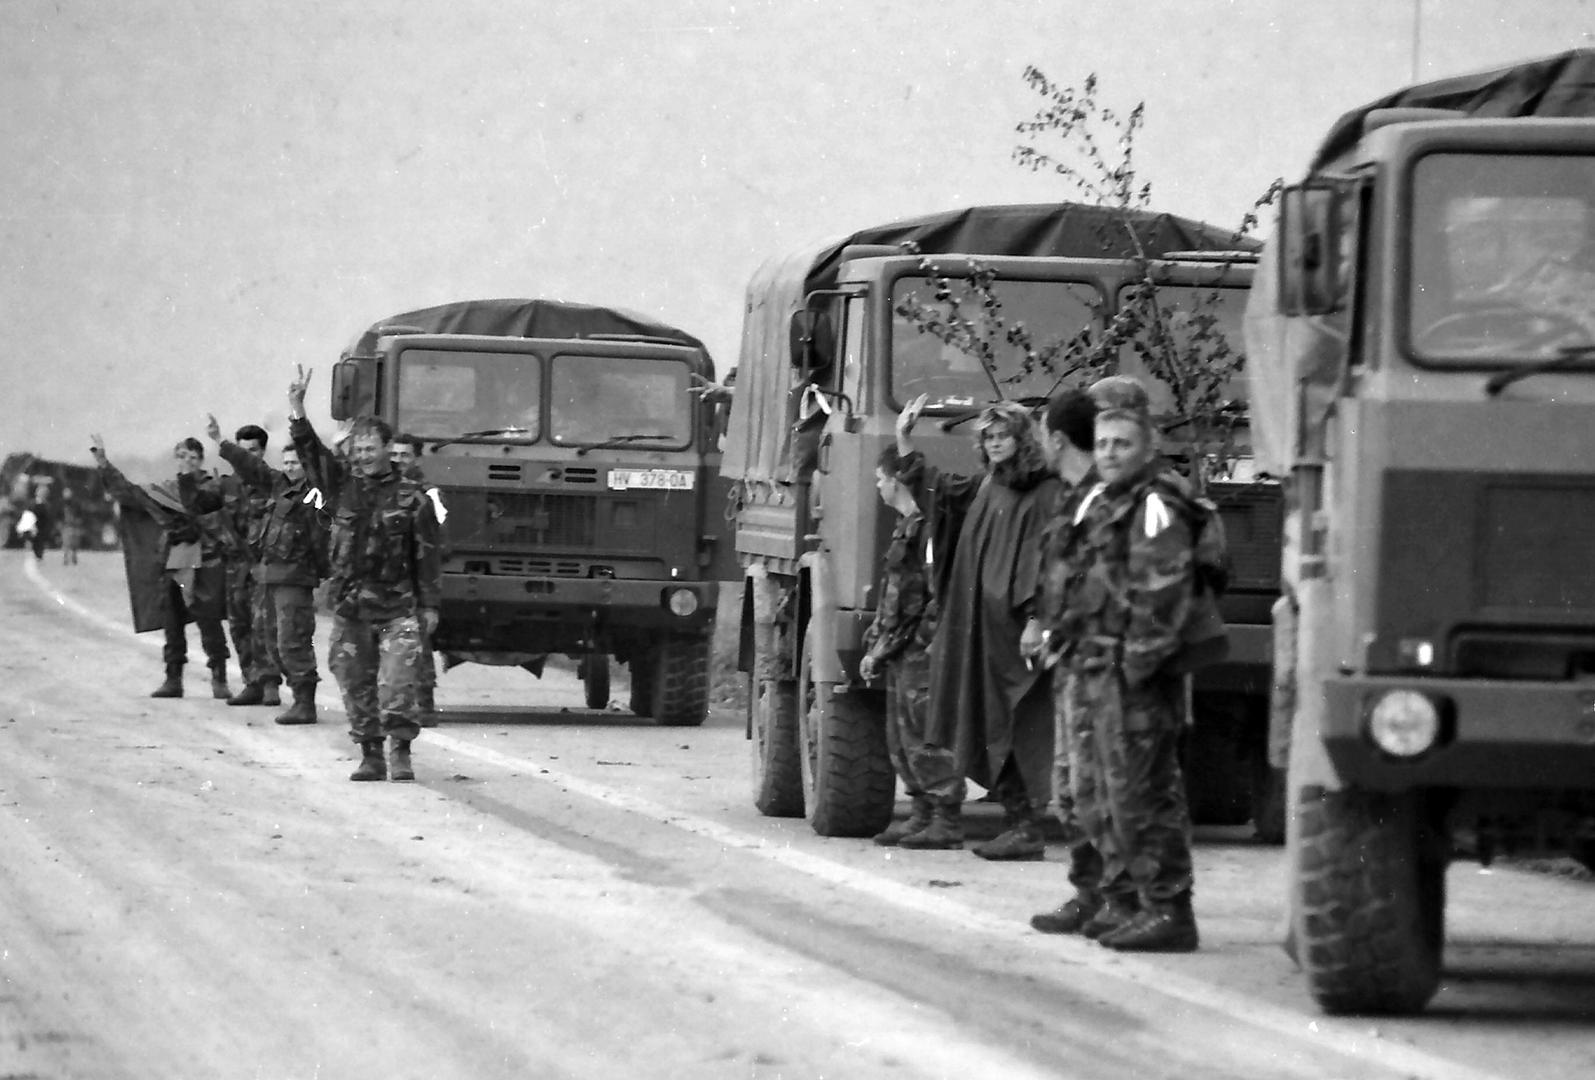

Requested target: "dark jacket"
[{"left": 218, "top": 440, "right": 328, "bottom": 588}]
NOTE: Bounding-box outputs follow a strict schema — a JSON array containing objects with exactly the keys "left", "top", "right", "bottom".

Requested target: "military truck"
[
  {"left": 327, "top": 298, "right": 734, "bottom": 725},
  {"left": 1251, "top": 49, "right": 1595, "bottom": 1013},
  {"left": 722, "top": 203, "right": 1282, "bottom": 837}
]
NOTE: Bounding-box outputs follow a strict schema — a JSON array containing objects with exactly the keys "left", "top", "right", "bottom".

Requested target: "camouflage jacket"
[
  {"left": 1048, "top": 461, "right": 1196, "bottom": 687},
  {"left": 862, "top": 507, "right": 936, "bottom": 663},
  {"left": 219, "top": 462, "right": 271, "bottom": 564},
  {"left": 218, "top": 440, "right": 328, "bottom": 588},
  {"left": 96, "top": 458, "right": 231, "bottom": 568},
  {"left": 291, "top": 416, "right": 441, "bottom": 622}
]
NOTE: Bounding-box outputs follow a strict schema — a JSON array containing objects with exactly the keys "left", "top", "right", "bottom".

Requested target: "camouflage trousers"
[
  {"left": 261, "top": 583, "right": 318, "bottom": 690},
  {"left": 161, "top": 573, "right": 229, "bottom": 675},
  {"left": 1065, "top": 666, "right": 1194, "bottom": 907},
  {"left": 329, "top": 613, "right": 423, "bottom": 743},
  {"left": 417, "top": 623, "right": 436, "bottom": 691},
  {"left": 1051, "top": 670, "right": 1109, "bottom": 901},
  {"left": 885, "top": 647, "right": 965, "bottom": 805},
  {"left": 226, "top": 560, "right": 268, "bottom": 685}
]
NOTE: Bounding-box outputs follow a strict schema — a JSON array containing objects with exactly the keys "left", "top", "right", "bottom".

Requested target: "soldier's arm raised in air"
[
  {"left": 208, "top": 412, "right": 281, "bottom": 493},
  {"left": 88, "top": 435, "right": 164, "bottom": 518},
  {"left": 1121, "top": 491, "right": 1196, "bottom": 687},
  {"left": 286, "top": 365, "right": 346, "bottom": 496}
]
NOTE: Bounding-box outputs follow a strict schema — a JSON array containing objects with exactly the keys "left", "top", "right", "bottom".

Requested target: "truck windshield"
[
  {"left": 548, "top": 354, "right": 693, "bottom": 448},
  {"left": 396, "top": 349, "right": 541, "bottom": 440},
  {"left": 1114, "top": 283, "right": 1251, "bottom": 411},
  {"left": 1409, "top": 153, "right": 1595, "bottom": 364},
  {"left": 890, "top": 277, "right": 1102, "bottom": 407}
]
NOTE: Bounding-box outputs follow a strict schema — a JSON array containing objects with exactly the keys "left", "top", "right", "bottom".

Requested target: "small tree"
[{"left": 894, "top": 68, "right": 1281, "bottom": 479}]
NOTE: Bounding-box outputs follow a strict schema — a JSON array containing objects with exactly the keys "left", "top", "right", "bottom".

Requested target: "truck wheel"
[
  {"left": 797, "top": 629, "right": 894, "bottom": 837},
  {"left": 581, "top": 654, "right": 610, "bottom": 710},
  {"left": 751, "top": 672, "right": 803, "bottom": 817},
  {"left": 650, "top": 633, "right": 710, "bottom": 727},
  {"left": 628, "top": 651, "right": 655, "bottom": 718},
  {"left": 1295, "top": 786, "right": 1445, "bottom": 1014}
]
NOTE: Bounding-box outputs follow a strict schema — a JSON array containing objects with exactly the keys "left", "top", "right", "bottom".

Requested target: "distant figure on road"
[
  {"left": 288, "top": 366, "right": 441, "bottom": 782},
  {"left": 91, "top": 432, "right": 233, "bottom": 700},
  {"left": 59, "top": 490, "right": 83, "bottom": 565}
]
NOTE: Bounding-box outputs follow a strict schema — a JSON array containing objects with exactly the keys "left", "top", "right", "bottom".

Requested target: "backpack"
[{"left": 1146, "top": 476, "right": 1231, "bottom": 674}]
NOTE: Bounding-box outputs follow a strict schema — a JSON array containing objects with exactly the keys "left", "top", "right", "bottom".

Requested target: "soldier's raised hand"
[
  {"left": 89, "top": 433, "right": 107, "bottom": 460},
  {"left": 288, "top": 364, "right": 313, "bottom": 412},
  {"left": 204, "top": 413, "right": 222, "bottom": 444},
  {"left": 688, "top": 372, "right": 731, "bottom": 404},
  {"left": 896, "top": 393, "right": 928, "bottom": 436}
]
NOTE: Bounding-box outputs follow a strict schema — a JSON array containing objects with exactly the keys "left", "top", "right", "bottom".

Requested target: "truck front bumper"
[
  {"left": 1323, "top": 674, "right": 1595, "bottom": 790},
  {"left": 439, "top": 573, "right": 718, "bottom": 636}
]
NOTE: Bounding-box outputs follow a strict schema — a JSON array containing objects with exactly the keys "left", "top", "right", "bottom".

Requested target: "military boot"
[
  {"left": 417, "top": 685, "right": 437, "bottom": 728},
  {"left": 226, "top": 681, "right": 264, "bottom": 706},
  {"left": 897, "top": 804, "right": 964, "bottom": 850},
  {"left": 971, "top": 815, "right": 1047, "bottom": 861},
  {"left": 873, "top": 795, "right": 933, "bottom": 847},
  {"left": 210, "top": 667, "right": 231, "bottom": 700},
  {"left": 1100, "top": 896, "right": 1200, "bottom": 953},
  {"left": 1081, "top": 896, "right": 1139, "bottom": 941},
  {"left": 1030, "top": 892, "right": 1103, "bottom": 935},
  {"left": 260, "top": 682, "right": 281, "bottom": 707},
  {"left": 150, "top": 665, "right": 184, "bottom": 698},
  {"left": 389, "top": 738, "right": 415, "bottom": 782},
  {"left": 349, "top": 739, "right": 387, "bottom": 782},
  {"left": 274, "top": 684, "right": 317, "bottom": 726}
]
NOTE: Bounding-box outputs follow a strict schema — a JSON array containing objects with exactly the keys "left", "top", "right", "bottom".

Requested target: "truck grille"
[
  {"left": 1211, "top": 482, "right": 1283, "bottom": 592},
  {"left": 1482, "top": 484, "right": 1595, "bottom": 610},
  {"left": 488, "top": 492, "right": 596, "bottom": 547}
]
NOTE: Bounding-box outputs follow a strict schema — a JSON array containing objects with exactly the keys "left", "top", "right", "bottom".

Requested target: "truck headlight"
[
  {"left": 1367, "top": 689, "right": 1442, "bottom": 757},
  {"left": 666, "top": 588, "right": 699, "bottom": 617}
]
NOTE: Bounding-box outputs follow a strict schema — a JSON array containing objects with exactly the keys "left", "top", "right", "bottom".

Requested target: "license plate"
[{"left": 607, "top": 468, "right": 695, "bottom": 491}]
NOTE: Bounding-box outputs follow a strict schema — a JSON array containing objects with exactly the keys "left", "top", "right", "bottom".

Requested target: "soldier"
[
  {"left": 205, "top": 413, "right": 328, "bottom": 726},
  {"left": 288, "top": 366, "right": 441, "bottom": 782},
  {"left": 59, "top": 489, "right": 83, "bottom": 565},
  {"left": 219, "top": 424, "right": 279, "bottom": 708},
  {"left": 1044, "top": 375, "right": 1200, "bottom": 952},
  {"left": 389, "top": 433, "right": 445, "bottom": 727},
  {"left": 857, "top": 444, "right": 965, "bottom": 849},
  {"left": 91, "top": 433, "right": 233, "bottom": 699}
]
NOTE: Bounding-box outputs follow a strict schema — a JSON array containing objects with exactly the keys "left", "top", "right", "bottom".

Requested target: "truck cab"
[
  {"left": 1255, "top": 51, "right": 1595, "bottom": 1013},
  {"left": 330, "top": 299, "right": 733, "bottom": 726}
]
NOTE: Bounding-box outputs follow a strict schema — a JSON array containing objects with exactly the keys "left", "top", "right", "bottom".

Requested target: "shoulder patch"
[{"left": 1143, "top": 491, "right": 1172, "bottom": 537}]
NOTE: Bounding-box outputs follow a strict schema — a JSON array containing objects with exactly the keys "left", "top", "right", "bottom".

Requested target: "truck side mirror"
[
  {"left": 1278, "top": 183, "right": 1346, "bottom": 317},
  {"left": 329, "top": 357, "right": 374, "bottom": 420},
  {"left": 789, "top": 309, "right": 836, "bottom": 376}
]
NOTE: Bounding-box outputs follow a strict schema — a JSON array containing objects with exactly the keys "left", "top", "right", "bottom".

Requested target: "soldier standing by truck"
[
  {"left": 219, "top": 424, "right": 279, "bottom": 709},
  {"left": 289, "top": 367, "right": 441, "bottom": 781},
  {"left": 91, "top": 432, "right": 233, "bottom": 700},
  {"left": 390, "top": 432, "right": 444, "bottom": 727},
  {"left": 205, "top": 413, "right": 327, "bottom": 726}
]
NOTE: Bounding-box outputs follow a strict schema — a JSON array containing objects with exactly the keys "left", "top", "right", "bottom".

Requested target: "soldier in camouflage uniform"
[
  {"left": 390, "top": 433, "right": 445, "bottom": 727},
  {"left": 858, "top": 444, "right": 966, "bottom": 849},
  {"left": 207, "top": 413, "right": 328, "bottom": 726},
  {"left": 218, "top": 424, "right": 279, "bottom": 708},
  {"left": 1046, "top": 376, "right": 1200, "bottom": 953},
  {"left": 289, "top": 367, "right": 441, "bottom": 782},
  {"left": 91, "top": 433, "right": 233, "bottom": 699}
]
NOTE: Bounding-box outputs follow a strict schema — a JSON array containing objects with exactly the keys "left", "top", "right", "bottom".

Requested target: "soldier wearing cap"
[{"left": 1037, "top": 373, "right": 1201, "bottom": 952}]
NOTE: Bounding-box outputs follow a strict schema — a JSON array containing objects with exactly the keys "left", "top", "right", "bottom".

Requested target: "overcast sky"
[{"left": 3, "top": 0, "right": 1591, "bottom": 469}]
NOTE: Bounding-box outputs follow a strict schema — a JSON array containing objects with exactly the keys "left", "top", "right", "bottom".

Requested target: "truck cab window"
[
  {"left": 549, "top": 355, "right": 693, "bottom": 447},
  {"left": 396, "top": 349, "right": 542, "bottom": 440}
]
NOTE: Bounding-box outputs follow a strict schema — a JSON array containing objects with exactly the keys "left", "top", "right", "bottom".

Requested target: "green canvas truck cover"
[
  {"left": 724, "top": 202, "right": 1250, "bottom": 485},
  {"left": 1245, "top": 48, "right": 1595, "bottom": 476},
  {"left": 344, "top": 297, "right": 711, "bottom": 368}
]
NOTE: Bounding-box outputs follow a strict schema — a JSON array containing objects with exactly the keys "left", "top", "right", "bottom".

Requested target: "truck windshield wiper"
[
  {"left": 428, "top": 427, "right": 533, "bottom": 450},
  {"left": 1484, "top": 345, "right": 1595, "bottom": 397},
  {"left": 574, "top": 434, "right": 675, "bottom": 457}
]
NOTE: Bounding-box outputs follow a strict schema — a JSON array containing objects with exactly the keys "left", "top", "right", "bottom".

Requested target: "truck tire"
[
  {"left": 581, "top": 654, "right": 610, "bottom": 710},
  {"left": 650, "top": 633, "right": 710, "bottom": 727},
  {"left": 628, "top": 651, "right": 655, "bottom": 718},
  {"left": 797, "top": 629, "right": 894, "bottom": 837},
  {"left": 750, "top": 672, "right": 803, "bottom": 817},
  {"left": 1295, "top": 786, "right": 1445, "bottom": 1015}
]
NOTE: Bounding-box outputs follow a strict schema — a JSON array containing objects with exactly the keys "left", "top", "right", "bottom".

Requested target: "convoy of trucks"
[
  {"left": 1251, "top": 48, "right": 1595, "bottom": 1013},
  {"left": 325, "top": 299, "right": 735, "bottom": 726},
  {"left": 718, "top": 203, "right": 1283, "bottom": 839}
]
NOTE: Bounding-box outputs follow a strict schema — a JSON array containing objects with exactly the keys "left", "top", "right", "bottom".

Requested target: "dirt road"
[{"left": 2, "top": 551, "right": 1592, "bottom": 1079}]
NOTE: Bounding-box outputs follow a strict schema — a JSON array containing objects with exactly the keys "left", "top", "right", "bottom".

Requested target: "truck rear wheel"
[
  {"left": 797, "top": 629, "right": 894, "bottom": 837},
  {"left": 1295, "top": 786, "right": 1445, "bottom": 1014},
  {"left": 750, "top": 671, "right": 803, "bottom": 817},
  {"left": 580, "top": 654, "right": 610, "bottom": 710},
  {"left": 650, "top": 633, "right": 710, "bottom": 727}
]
